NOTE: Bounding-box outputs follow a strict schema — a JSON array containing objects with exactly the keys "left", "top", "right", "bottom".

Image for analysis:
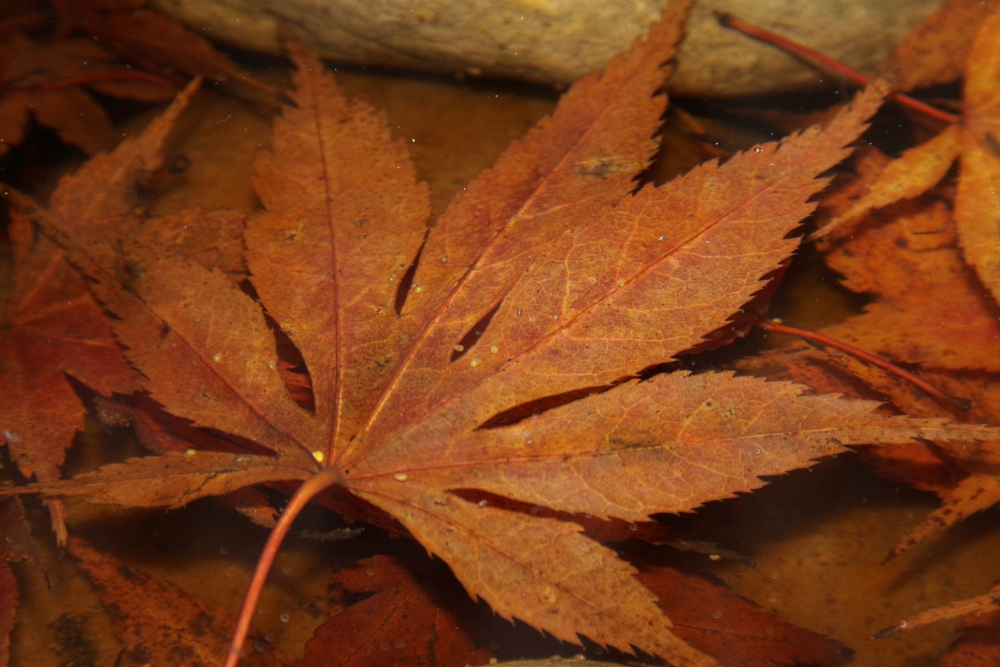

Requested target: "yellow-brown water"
[{"left": 3, "top": 66, "right": 998, "bottom": 667}]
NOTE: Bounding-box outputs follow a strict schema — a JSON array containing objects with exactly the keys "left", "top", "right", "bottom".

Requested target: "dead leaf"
[
  {"left": 10, "top": 4, "right": 1000, "bottom": 666},
  {"left": 301, "top": 554, "right": 496, "bottom": 667},
  {"left": 0, "top": 32, "right": 175, "bottom": 156},
  {"left": 65, "top": 535, "right": 293, "bottom": 667},
  {"left": 0, "top": 562, "right": 13, "bottom": 667},
  {"left": 635, "top": 560, "right": 851, "bottom": 666},
  {"left": 0, "top": 210, "right": 141, "bottom": 544},
  {"left": 812, "top": 8, "right": 1000, "bottom": 305},
  {"left": 938, "top": 597, "right": 1000, "bottom": 667},
  {"left": 887, "top": 0, "right": 1000, "bottom": 93},
  {"left": 52, "top": 0, "right": 278, "bottom": 103}
]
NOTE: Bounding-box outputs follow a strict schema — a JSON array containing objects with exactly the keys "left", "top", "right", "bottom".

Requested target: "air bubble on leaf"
[
  {"left": 220, "top": 547, "right": 228, "bottom": 556},
  {"left": 754, "top": 146, "right": 764, "bottom": 153},
  {"left": 453, "top": 344, "right": 465, "bottom": 352},
  {"left": 366, "top": 568, "right": 375, "bottom": 576},
  {"left": 412, "top": 284, "right": 426, "bottom": 293},
  {"left": 212, "top": 352, "right": 223, "bottom": 363},
  {"left": 280, "top": 613, "right": 290, "bottom": 623},
  {"left": 584, "top": 513, "right": 592, "bottom": 518},
  {"left": 552, "top": 314, "right": 558, "bottom": 320},
  {"left": 754, "top": 448, "right": 761, "bottom": 455},
  {"left": 440, "top": 255, "right": 449, "bottom": 263},
  {"left": 183, "top": 448, "right": 196, "bottom": 458},
  {"left": 516, "top": 308, "right": 523, "bottom": 316},
  {"left": 267, "top": 360, "right": 275, "bottom": 370},
  {"left": 616, "top": 279, "right": 625, "bottom": 287},
  {"left": 478, "top": 500, "right": 488, "bottom": 507},
  {"left": 710, "top": 610, "right": 722, "bottom": 620},
  {"left": 657, "top": 235, "right": 665, "bottom": 242},
  {"left": 489, "top": 640, "right": 501, "bottom": 650},
  {"left": 389, "top": 273, "right": 396, "bottom": 282},
  {"left": 312, "top": 450, "right": 325, "bottom": 462},
  {"left": 629, "top": 523, "right": 638, "bottom": 531},
  {"left": 393, "top": 473, "right": 408, "bottom": 482},
  {"left": 254, "top": 640, "right": 267, "bottom": 652},
  {"left": 529, "top": 506, "right": 544, "bottom": 515},
  {"left": 490, "top": 344, "right": 499, "bottom": 354},
  {"left": 899, "top": 620, "right": 908, "bottom": 629},
  {"left": 593, "top": 647, "right": 604, "bottom": 656},
  {"left": 470, "top": 358, "right": 482, "bottom": 367},
  {"left": 709, "top": 553, "right": 721, "bottom": 561}
]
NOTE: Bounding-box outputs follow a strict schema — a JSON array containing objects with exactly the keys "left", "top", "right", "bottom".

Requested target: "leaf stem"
[
  {"left": 756, "top": 319, "right": 970, "bottom": 411},
  {"left": 224, "top": 466, "right": 345, "bottom": 667},
  {"left": 715, "top": 12, "right": 959, "bottom": 126}
]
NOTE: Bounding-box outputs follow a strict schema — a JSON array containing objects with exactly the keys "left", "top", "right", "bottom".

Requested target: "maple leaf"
[
  {"left": 10, "top": 3, "right": 1000, "bottom": 666},
  {"left": 51, "top": 0, "right": 278, "bottom": 102},
  {"left": 0, "top": 208, "right": 141, "bottom": 545},
  {"left": 66, "top": 535, "right": 293, "bottom": 667},
  {"left": 0, "top": 32, "right": 175, "bottom": 156},
  {"left": 810, "top": 7, "right": 1000, "bottom": 305},
  {"left": 738, "top": 146, "right": 1000, "bottom": 561}
]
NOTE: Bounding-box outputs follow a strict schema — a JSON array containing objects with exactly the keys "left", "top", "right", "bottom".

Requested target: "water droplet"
[
  {"left": 212, "top": 352, "right": 223, "bottom": 363},
  {"left": 489, "top": 640, "right": 501, "bottom": 650},
  {"left": 584, "top": 513, "right": 592, "bottom": 518},
  {"left": 393, "top": 473, "right": 408, "bottom": 482},
  {"left": 253, "top": 640, "right": 267, "bottom": 652},
  {"left": 394, "top": 639, "right": 405, "bottom": 648},
  {"left": 280, "top": 613, "right": 290, "bottom": 623},
  {"left": 516, "top": 308, "right": 523, "bottom": 316},
  {"left": 709, "top": 553, "right": 722, "bottom": 561},
  {"left": 490, "top": 344, "right": 499, "bottom": 354},
  {"left": 529, "top": 505, "right": 544, "bottom": 515},
  {"left": 616, "top": 279, "right": 625, "bottom": 287},
  {"left": 552, "top": 314, "right": 559, "bottom": 321},
  {"left": 769, "top": 571, "right": 779, "bottom": 580},
  {"left": 710, "top": 610, "right": 722, "bottom": 620},
  {"left": 412, "top": 285, "right": 426, "bottom": 293},
  {"left": 629, "top": 523, "right": 638, "bottom": 531},
  {"left": 389, "top": 273, "right": 396, "bottom": 282},
  {"left": 267, "top": 360, "right": 275, "bottom": 370},
  {"left": 754, "top": 146, "right": 764, "bottom": 153},
  {"left": 657, "top": 235, "right": 665, "bottom": 242},
  {"left": 183, "top": 448, "right": 196, "bottom": 458},
  {"left": 899, "top": 620, "right": 908, "bottom": 629},
  {"left": 453, "top": 344, "right": 465, "bottom": 352},
  {"left": 281, "top": 567, "right": 291, "bottom": 576},
  {"left": 754, "top": 448, "right": 761, "bottom": 455},
  {"left": 220, "top": 547, "right": 228, "bottom": 556},
  {"left": 593, "top": 647, "right": 604, "bottom": 656},
  {"left": 469, "top": 358, "right": 482, "bottom": 367},
  {"left": 366, "top": 568, "right": 375, "bottom": 576},
  {"left": 478, "top": 500, "right": 488, "bottom": 507},
  {"left": 312, "top": 450, "right": 325, "bottom": 462},
  {"left": 440, "top": 255, "right": 448, "bottom": 263}
]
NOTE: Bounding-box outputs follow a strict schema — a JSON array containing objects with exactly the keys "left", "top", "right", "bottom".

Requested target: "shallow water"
[{"left": 3, "top": 61, "right": 997, "bottom": 667}]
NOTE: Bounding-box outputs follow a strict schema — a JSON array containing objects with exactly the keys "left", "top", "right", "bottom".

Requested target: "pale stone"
[{"left": 151, "top": 0, "right": 942, "bottom": 96}]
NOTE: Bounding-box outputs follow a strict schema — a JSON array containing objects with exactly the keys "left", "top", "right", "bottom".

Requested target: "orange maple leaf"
[
  {"left": 811, "top": 7, "right": 1000, "bottom": 305},
  {"left": 8, "top": 4, "right": 1000, "bottom": 665}
]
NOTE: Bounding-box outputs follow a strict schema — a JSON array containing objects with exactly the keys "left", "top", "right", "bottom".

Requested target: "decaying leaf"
[
  {"left": 812, "top": 7, "right": 1000, "bottom": 305},
  {"left": 51, "top": 0, "right": 278, "bottom": 102},
  {"left": 0, "top": 209, "right": 141, "bottom": 544},
  {"left": 0, "top": 32, "right": 175, "bottom": 156},
  {"left": 8, "top": 2, "right": 1000, "bottom": 666},
  {"left": 66, "top": 535, "right": 292, "bottom": 667}
]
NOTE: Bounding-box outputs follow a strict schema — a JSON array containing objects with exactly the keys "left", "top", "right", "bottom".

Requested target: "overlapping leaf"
[
  {"left": 10, "top": 3, "right": 1000, "bottom": 665},
  {"left": 813, "top": 8, "right": 1000, "bottom": 306}
]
